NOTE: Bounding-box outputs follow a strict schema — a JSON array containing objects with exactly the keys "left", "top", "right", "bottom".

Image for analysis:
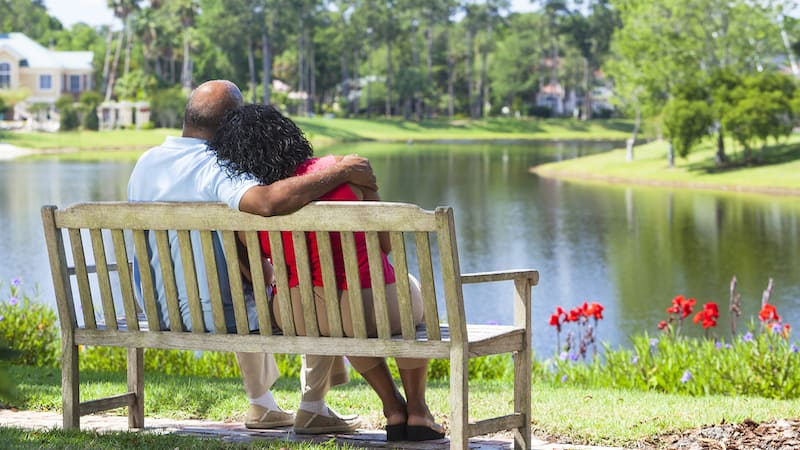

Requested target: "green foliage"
[
  {"left": 81, "top": 107, "right": 100, "bottom": 131},
  {"left": 54, "top": 94, "right": 75, "bottom": 112},
  {"left": 540, "top": 330, "right": 800, "bottom": 400},
  {"left": 149, "top": 87, "right": 186, "bottom": 129},
  {"left": 0, "top": 345, "right": 20, "bottom": 404},
  {"left": 58, "top": 107, "right": 80, "bottom": 131},
  {"left": 663, "top": 98, "right": 713, "bottom": 158},
  {"left": 0, "top": 280, "right": 59, "bottom": 368},
  {"left": 79, "top": 91, "right": 104, "bottom": 109}
]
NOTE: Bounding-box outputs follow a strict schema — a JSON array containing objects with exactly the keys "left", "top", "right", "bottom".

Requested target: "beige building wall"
[{"left": 0, "top": 48, "right": 21, "bottom": 90}]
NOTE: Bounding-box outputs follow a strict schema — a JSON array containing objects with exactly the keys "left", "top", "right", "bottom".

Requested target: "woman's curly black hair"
[{"left": 209, "top": 103, "right": 313, "bottom": 185}]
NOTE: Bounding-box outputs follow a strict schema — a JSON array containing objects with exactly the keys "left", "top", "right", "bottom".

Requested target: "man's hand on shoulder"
[{"left": 340, "top": 154, "right": 377, "bottom": 191}]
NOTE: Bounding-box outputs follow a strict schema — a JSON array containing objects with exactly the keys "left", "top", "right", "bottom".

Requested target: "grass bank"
[
  {"left": 1, "top": 117, "right": 634, "bottom": 157},
  {"left": 532, "top": 136, "right": 800, "bottom": 195},
  {"left": 5, "top": 364, "right": 798, "bottom": 447}
]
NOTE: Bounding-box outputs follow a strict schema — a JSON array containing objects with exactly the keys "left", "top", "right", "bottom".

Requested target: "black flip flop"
[
  {"left": 385, "top": 423, "right": 407, "bottom": 441},
  {"left": 406, "top": 424, "right": 445, "bottom": 441}
]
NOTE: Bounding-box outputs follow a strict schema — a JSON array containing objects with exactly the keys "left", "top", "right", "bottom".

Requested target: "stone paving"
[{"left": 0, "top": 409, "right": 624, "bottom": 450}]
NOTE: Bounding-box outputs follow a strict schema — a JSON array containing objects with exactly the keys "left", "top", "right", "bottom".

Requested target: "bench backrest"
[{"left": 41, "top": 201, "right": 468, "bottom": 346}]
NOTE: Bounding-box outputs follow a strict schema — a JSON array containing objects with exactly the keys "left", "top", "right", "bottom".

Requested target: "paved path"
[{"left": 0, "top": 409, "right": 624, "bottom": 449}]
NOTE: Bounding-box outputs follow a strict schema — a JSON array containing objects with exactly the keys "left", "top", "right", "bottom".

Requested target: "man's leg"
[{"left": 236, "top": 352, "right": 294, "bottom": 429}]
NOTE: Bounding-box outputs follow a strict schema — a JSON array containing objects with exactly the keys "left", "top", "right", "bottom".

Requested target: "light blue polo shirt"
[{"left": 128, "top": 136, "right": 262, "bottom": 332}]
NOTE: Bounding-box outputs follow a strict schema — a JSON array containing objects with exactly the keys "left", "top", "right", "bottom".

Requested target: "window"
[
  {"left": 69, "top": 74, "right": 81, "bottom": 92},
  {"left": 0, "top": 62, "right": 10, "bottom": 89},
  {"left": 39, "top": 74, "right": 52, "bottom": 90}
]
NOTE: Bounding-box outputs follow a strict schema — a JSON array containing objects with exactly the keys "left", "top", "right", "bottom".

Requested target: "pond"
[{"left": 2, "top": 140, "right": 799, "bottom": 356}]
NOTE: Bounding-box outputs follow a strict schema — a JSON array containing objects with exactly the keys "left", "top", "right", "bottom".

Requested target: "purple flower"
[
  {"left": 680, "top": 370, "right": 692, "bottom": 384},
  {"left": 772, "top": 323, "right": 782, "bottom": 334},
  {"left": 558, "top": 351, "right": 568, "bottom": 361},
  {"left": 569, "top": 352, "right": 579, "bottom": 361},
  {"left": 0, "top": 315, "right": 3, "bottom": 322},
  {"left": 8, "top": 297, "right": 18, "bottom": 306},
  {"left": 11, "top": 278, "right": 21, "bottom": 287},
  {"left": 742, "top": 332, "right": 754, "bottom": 342},
  {"left": 649, "top": 338, "right": 659, "bottom": 347},
  {"left": 791, "top": 343, "right": 799, "bottom": 353},
  {"left": 560, "top": 374, "right": 568, "bottom": 382},
  {"left": 715, "top": 341, "right": 723, "bottom": 350},
  {"left": 630, "top": 356, "right": 639, "bottom": 365}
]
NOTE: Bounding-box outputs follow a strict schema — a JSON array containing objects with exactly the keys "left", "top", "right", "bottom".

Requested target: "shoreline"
[
  {"left": 530, "top": 166, "right": 800, "bottom": 197},
  {"left": 0, "top": 143, "right": 36, "bottom": 160}
]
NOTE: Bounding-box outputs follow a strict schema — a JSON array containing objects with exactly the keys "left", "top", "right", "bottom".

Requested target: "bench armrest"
[{"left": 461, "top": 269, "right": 539, "bottom": 285}]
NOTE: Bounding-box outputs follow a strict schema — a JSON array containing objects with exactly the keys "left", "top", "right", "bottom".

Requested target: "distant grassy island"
[{"left": 532, "top": 136, "right": 800, "bottom": 196}]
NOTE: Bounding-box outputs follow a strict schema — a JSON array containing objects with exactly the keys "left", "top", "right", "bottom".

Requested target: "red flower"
[
  {"left": 567, "top": 307, "right": 582, "bottom": 322},
  {"left": 549, "top": 306, "right": 565, "bottom": 331},
  {"left": 585, "top": 302, "right": 604, "bottom": 320},
  {"left": 667, "top": 295, "right": 695, "bottom": 319},
  {"left": 759, "top": 304, "right": 781, "bottom": 323},
  {"left": 783, "top": 324, "right": 792, "bottom": 338},
  {"left": 657, "top": 320, "right": 669, "bottom": 330},
  {"left": 693, "top": 302, "right": 719, "bottom": 329}
]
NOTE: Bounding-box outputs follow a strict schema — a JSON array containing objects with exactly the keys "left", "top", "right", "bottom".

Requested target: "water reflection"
[{"left": 2, "top": 142, "right": 799, "bottom": 356}]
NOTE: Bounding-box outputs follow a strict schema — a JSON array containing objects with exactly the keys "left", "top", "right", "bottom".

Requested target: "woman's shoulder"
[{"left": 295, "top": 155, "right": 337, "bottom": 175}]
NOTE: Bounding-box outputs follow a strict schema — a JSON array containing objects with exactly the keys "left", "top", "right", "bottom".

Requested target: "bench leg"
[
  {"left": 513, "top": 348, "right": 532, "bottom": 450},
  {"left": 449, "top": 345, "right": 469, "bottom": 450},
  {"left": 62, "top": 337, "right": 80, "bottom": 430},
  {"left": 127, "top": 348, "right": 144, "bottom": 428}
]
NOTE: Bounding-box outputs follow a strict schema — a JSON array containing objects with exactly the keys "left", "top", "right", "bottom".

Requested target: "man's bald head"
[{"left": 182, "top": 80, "right": 244, "bottom": 139}]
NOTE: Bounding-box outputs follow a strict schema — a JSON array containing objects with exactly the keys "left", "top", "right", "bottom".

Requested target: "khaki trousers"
[{"left": 235, "top": 352, "right": 349, "bottom": 402}]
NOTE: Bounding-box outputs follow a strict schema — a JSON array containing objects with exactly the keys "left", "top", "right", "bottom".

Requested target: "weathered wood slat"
[
  {"left": 436, "top": 207, "right": 466, "bottom": 343},
  {"left": 67, "top": 228, "right": 97, "bottom": 329},
  {"left": 177, "top": 230, "right": 205, "bottom": 333},
  {"left": 89, "top": 229, "right": 117, "bottom": 330},
  {"left": 341, "top": 232, "right": 367, "bottom": 338},
  {"left": 154, "top": 230, "right": 183, "bottom": 332},
  {"left": 468, "top": 414, "right": 524, "bottom": 438},
  {"left": 220, "top": 231, "right": 249, "bottom": 335},
  {"left": 316, "top": 232, "right": 343, "bottom": 337},
  {"left": 269, "top": 231, "right": 295, "bottom": 336},
  {"left": 364, "top": 231, "right": 391, "bottom": 339},
  {"left": 132, "top": 230, "right": 161, "bottom": 332},
  {"left": 414, "top": 231, "right": 441, "bottom": 341},
  {"left": 389, "top": 232, "right": 416, "bottom": 340},
  {"left": 462, "top": 270, "right": 539, "bottom": 285},
  {"left": 202, "top": 230, "right": 227, "bottom": 334},
  {"left": 55, "top": 201, "right": 437, "bottom": 232},
  {"left": 292, "top": 231, "right": 320, "bottom": 337},
  {"left": 80, "top": 393, "right": 135, "bottom": 416},
  {"left": 111, "top": 230, "right": 139, "bottom": 331},
  {"left": 243, "top": 231, "right": 272, "bottom": 335}
]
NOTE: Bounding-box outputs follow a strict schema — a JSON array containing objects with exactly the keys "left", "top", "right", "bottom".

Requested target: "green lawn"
[
  {"left": 532, "top": 136, "right": 800, "bottom": 194},
  {"left": 5, "top": 364, "right": 798, "bottom": 447},
  {"left": 1, "top": 117, "right": 635, "bottom": 154}
]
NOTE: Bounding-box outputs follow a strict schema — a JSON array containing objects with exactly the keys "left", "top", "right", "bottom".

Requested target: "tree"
[{"left": 663, "top": 98, "right": 713, "bottom": 167}]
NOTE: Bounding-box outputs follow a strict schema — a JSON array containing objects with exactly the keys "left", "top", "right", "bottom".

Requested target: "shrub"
[
  {"left": 58, "top": 107, "right": 80, "bottom": 131},
  {"left": 0, "top": 279, "right": 59, "bottom": 367}
]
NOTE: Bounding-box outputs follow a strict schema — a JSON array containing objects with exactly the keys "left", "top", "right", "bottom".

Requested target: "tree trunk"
[
  {"left": 262, "top": 30, "right": 272, "bottom": 105},
  {"left": 582, "top": 58, "right": 592, "bottom": 120},
  {"left": 297, "top": 18, "right": 306, "bottom": 116},
  {"left": 626, "top": 103, "right": 640, "bottom": 161},
  {"left": 308, "top": 33, "right": 316, "bottom": 115},
  {"left": 446, "top": 29, "right": 454, "bottom": 120},
  {"left": 105, "top": 31, "right": 124, "bottom": 102},
  {"left": 466, "top": 29, "right": 475, "bottom": 119},
  {"left": 100, "top": 28, "right": 113, "bottom": 95},
  {"left": 425, "top": 20, "right": 434, "bottom": 119},
  {"left": 715, "top": 128, "right": 727, "bottom": 166},
  {"left": 181, "top": 26, "right": 192, "bottom": 92},
  {"left": 247, "top": 35, "right": 257, "bottom": 104},
  {"left": 123, "top": 15, "right": 133, "bottom": 77},
  {"left": 385, "top": 37, "right": 392, "bottom": 118},
  {"left": 411, "top": 25, "right": 421, "bottom": 121},
  {"left": 667, "top": 141, "right": 675, "bottom": 168}
]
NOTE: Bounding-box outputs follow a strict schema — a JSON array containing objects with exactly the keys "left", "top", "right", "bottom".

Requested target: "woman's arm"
[{"left": 236, "top": 231, "right": 275, "bottom": 285}]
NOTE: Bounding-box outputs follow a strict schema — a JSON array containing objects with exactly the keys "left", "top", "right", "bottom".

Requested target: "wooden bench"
[{"left": 41, "top": 201, "right": 539, "bottom": 449}]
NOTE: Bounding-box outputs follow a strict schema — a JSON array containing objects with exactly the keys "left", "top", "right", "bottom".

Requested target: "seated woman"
[{"left": 210, "top": 103, "right": 445, "bottom": 442}]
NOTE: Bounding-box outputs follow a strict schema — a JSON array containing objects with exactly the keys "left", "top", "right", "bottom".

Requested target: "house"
[{"left": 0, "top": 32, "right": 93, "bottom": 121}]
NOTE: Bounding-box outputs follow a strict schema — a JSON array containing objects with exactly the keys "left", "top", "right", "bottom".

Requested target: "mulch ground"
[{"left": 637, "top": 419, "right": 800, "bottom": 449}]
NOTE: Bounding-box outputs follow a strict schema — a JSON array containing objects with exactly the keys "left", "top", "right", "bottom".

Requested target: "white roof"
[{"left": 0, "top": 32, "right": 92, "bottom": 70}]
